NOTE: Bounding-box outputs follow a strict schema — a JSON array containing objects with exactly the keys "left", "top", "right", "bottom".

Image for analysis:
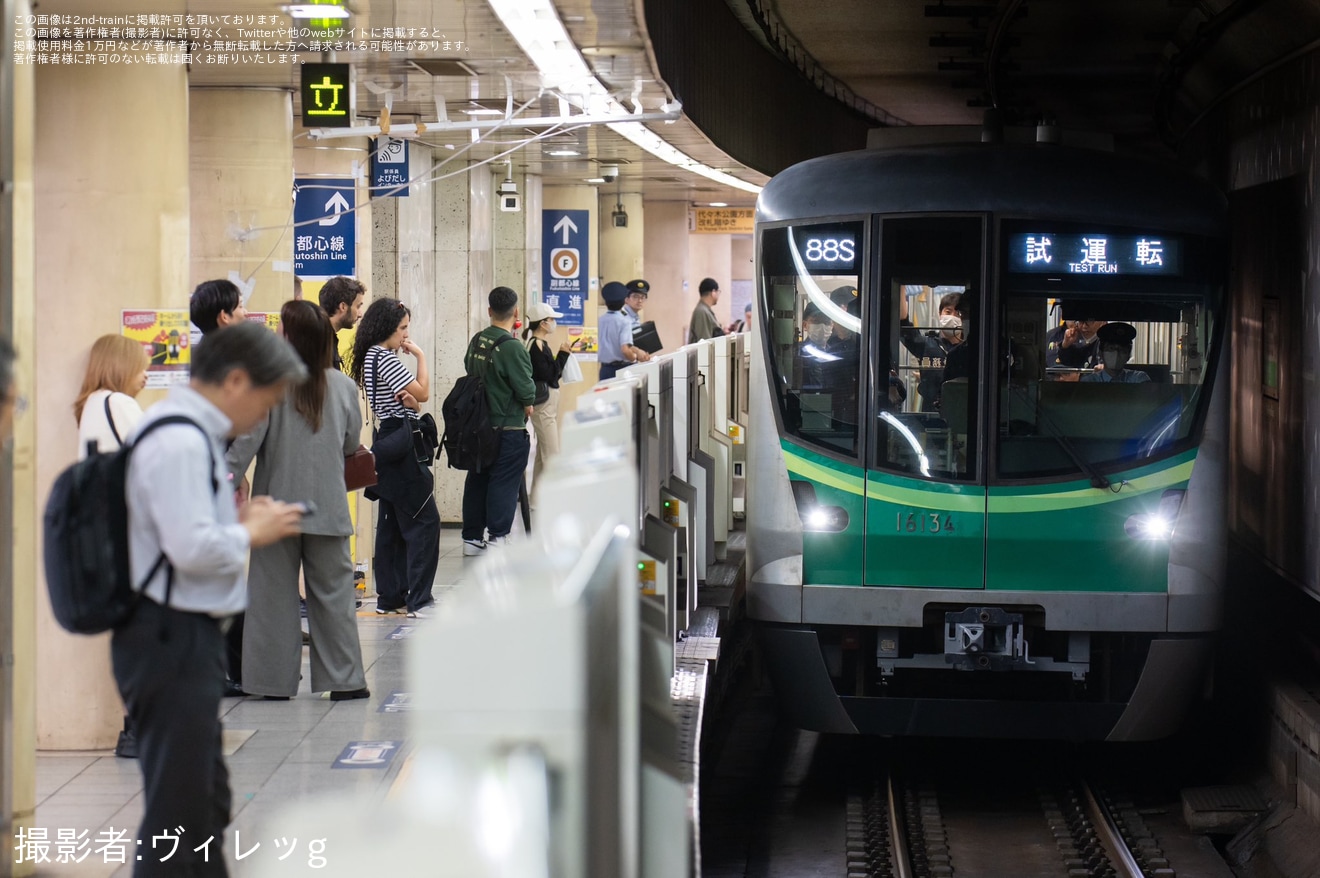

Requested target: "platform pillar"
[
  {"left": 190, "top": 88, "right": 295, "bottom": 310},
  {"left": 33, "top": 58, "right": 190, "bottom": 750}
]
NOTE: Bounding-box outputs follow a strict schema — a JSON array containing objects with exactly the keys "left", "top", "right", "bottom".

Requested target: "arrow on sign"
[
  {"left": 319, "top": 191, "right": 351, "bottom": 226},
  {"left": 553, "top": 214, "right": 578, "bottom": 245}
]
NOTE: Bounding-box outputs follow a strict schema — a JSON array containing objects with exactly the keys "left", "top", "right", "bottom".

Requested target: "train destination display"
[{"left": 1007, "top": 232, "right": 1182, "bottom": 275}]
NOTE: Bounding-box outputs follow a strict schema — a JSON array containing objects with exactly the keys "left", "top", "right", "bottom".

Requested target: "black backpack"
[
  {"left": 441, "top": 334, "right": 515, "bottom": 472},
  {"left": 43, "top": 415, "right": 217, "bottom": 635}
]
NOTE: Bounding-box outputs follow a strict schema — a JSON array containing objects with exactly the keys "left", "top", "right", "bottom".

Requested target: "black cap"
[
  {"left": 601, "top": 281, "right": 629, "bottom": 305},
  {"left": 1097, "top": 322, "right": 1137, "bottom": 346},
  {"left": 625, "top": 279, "right": 650, "bottom": 295}
]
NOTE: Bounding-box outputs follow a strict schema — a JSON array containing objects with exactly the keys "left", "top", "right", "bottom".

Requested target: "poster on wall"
[
  {"left": 567, "top": 326, "right": 598, "bottom": 362},
  {"left": 122, "top": 310, "right": 191, "bottom": 389},
  {"left": 245, "top": 312, "right": 282, "bottom": 332}
]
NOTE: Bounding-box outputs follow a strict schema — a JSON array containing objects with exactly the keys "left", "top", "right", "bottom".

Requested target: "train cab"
[{"left": 748, "top": 143, "right": 1229, "bottom": 740}]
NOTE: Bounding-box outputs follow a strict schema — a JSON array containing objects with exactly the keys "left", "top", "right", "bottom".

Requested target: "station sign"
[
  {"left": 293, "top": 177, "right": 356, "bottom": 279},
  {"left": 300, "top": 62, "right": 353, "bottom": 128},
  {"left": 692, "top": 207, "right": 753, "bottom": 234},
  {"left": 371, "top": 137, "right": 409, "bottom": 197},
  {"left": 541, "top": 209, "right": 589, "bottom": 327}
]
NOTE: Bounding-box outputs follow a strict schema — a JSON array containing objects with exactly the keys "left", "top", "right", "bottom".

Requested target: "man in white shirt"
[{"left": 113, "top": 322, "right": 307, "bottom": 877}]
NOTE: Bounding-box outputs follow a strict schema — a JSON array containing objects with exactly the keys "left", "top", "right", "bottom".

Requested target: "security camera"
[
  {"left": 497, "top": 177, "right": 520, "bottom": 212},
  {"left": 601, "top": 165, "right": 619, "bottom": 183}
]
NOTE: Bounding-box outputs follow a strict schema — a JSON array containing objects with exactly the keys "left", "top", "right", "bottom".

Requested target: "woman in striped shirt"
[{"left": 350, "top": 298, "right": 439, "bottom": 618}]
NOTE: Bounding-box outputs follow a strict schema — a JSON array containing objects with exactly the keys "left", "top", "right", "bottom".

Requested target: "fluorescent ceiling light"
[
  {"left": 586, "top": 177, "right": 607, "bottom": 183},
  {"left": 547, "top": 149, "right": 580, "bottom": 156},
  {"left": 284, "top": 4, "right": 350, "bottom": 18},
  {"left": 486, "top": 0, "right": 762, "bottom": 195},
  {"left": 709, "top": 202, "right": 728, "bottom": 207}
]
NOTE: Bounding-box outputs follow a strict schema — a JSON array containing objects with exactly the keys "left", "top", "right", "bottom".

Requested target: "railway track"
[{"left": 847, "top": 769, "right": 1210, "bottom": 878}]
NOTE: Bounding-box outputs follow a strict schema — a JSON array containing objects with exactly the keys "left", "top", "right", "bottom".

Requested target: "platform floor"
[{"left": 31, "top": 530, "right": 478, "bottom": 877}]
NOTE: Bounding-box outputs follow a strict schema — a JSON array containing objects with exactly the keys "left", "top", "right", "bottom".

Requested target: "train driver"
[
  {"left": 899, "top": 289, "right": 963, "bottom": 411},
  {"left": 1079, "top": 322, "right": 1150, "bottom": 384}
]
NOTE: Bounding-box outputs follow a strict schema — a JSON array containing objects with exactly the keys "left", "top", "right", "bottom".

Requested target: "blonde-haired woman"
[
  {"left": 73, "top": 334, "right": 149, "bottom": 759},
  {"left": 74, "top": 334, "right": 150, "bottom": 460}
]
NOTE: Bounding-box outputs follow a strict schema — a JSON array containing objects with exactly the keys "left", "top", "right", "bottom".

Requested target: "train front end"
[{"left": 746, "top": 144, "right": 1229, "bottom": 741}]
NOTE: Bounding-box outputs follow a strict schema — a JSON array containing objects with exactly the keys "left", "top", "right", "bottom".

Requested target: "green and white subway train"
[{"left": 746, "top": 142, "right": 1229, "bottom": 740}]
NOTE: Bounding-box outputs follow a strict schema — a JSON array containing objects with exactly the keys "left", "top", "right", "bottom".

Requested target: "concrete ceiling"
[
  {"left": 41, "top": 1, "right": 1320, "bottom": 207},
  {"left": 171, "top": 0, "right": 770, "bottom": 204}
]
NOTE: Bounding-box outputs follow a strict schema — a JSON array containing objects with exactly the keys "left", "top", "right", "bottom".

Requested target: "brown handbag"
[{"left": 343, "top": 444, "right": 377, "bottom": 492}]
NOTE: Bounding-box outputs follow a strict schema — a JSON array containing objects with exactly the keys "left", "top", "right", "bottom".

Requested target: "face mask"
[
  {"left": 938, "top": 314, "right": 963, "bottom": 338},
  {"left": 543, "top": 320, "right": 555, "bottom": 332},
  {"left": 806, "top": 324, "right": 831, "bottom": 346},
  {"left": 1102, "top": 349, "right": 1124, "bottom": 371}
]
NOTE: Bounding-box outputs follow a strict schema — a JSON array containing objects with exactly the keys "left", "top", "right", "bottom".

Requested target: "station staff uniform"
[
  {"left": 598, "top": 281, "right": 634, "bottom": 381},
  {"left": 623, "top": 278, "right": 649, "bottom": 331}
]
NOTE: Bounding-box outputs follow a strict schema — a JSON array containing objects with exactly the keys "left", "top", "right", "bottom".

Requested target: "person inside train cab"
[
  {"left": 598, "top": 281, "right": 651, "bottom": 381},
  {"left": 1079, "top": 322, "right": 1150, "bottom": 383},
  {"left": 898, "top": 289, "right": 963, "bottom": 411},
  {"left": 798, "top": 302, "right": 834, "bottom": 392},
  {"left": 1046, "top": 315, "right": 1106, "bottom": 369}
]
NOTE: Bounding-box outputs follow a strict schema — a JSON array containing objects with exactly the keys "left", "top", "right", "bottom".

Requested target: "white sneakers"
[{"left": 464, "top": 536, "right": 511, "bottom": 555}]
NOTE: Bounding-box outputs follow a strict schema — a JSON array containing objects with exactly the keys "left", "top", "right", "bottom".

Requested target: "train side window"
[
  {"left": 875, "top": 216, "right": 983, "bottom": 481},
  {"left": 759, "top": 222, "right": 864, "bottom": 458}
]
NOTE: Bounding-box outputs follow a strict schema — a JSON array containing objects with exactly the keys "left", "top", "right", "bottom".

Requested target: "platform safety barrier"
[{"left": 249, "top": 334, "right": 749, "bottom": 878}]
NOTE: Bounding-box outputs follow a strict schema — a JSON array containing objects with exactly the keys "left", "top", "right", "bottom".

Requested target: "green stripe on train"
[{"left": 781, "top": 440, "right": 1196, "bottom": 511}]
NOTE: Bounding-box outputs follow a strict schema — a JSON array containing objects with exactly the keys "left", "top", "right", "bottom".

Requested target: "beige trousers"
[{"left": 529, "top": 387, "right": 560, "bottom": 487}]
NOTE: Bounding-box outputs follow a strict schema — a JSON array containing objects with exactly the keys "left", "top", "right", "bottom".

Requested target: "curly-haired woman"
[{"left": 350, "top": 298, "right": 438, "bottom": 618}]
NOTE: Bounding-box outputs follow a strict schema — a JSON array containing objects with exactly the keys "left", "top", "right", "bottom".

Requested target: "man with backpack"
[
  {"left": 459, "top": 286, "right": 536, "bottom": 555},
  {"left": 115, "top": 323, "right": 307, "bottom": 875}
]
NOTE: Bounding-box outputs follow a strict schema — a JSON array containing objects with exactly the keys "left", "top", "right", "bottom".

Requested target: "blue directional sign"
[
  {"left": 541, "top": 209, "right": 589, "bottom": 327},
  {"left": 294, "top": 177, "right": 356, "bottom": 279},
  {"left": 371, "top": 138, "right": 409, "bottom": 197}
]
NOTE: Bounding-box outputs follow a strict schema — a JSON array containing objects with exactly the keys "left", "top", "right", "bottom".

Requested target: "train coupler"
[{"left": 944, "top": 607, "right": 1027, "bottom": 671}]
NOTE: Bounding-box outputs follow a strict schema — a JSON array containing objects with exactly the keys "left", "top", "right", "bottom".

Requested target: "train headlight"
[
  {"left": 1124, "top": 488, "right": 1186, "bottom": 541},
  {"left": 790, "top": 479, "right": 850, "bottom": 532}
]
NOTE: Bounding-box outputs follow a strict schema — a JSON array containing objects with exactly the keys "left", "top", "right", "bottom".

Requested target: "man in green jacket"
[{"left": 461, "top": 286, "right": 537, "bottom": 554}]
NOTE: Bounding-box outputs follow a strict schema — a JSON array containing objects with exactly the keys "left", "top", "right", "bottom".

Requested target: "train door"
[{"left": 864, "top": 216, "right": 987, "bottom": 588}]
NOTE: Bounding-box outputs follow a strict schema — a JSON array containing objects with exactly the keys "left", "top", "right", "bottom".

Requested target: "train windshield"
[
  {"left": 997, "top": 292, "right": 1217, "bottom": 479},
  {"left": 759, "top": 221, "right": 865, "bottom": 457}
]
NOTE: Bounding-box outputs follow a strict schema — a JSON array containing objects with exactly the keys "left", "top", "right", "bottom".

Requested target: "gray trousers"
[{"left": 242, "top": 533, "right": 366, "bottom": 697}]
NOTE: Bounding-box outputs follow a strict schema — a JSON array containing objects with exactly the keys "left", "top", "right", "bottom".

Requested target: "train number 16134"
[{"left": 896, "top": 510, "right": 955, "bottom": 534}]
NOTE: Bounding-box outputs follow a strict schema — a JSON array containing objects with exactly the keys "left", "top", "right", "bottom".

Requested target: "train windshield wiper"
[{"left": 1007, "top": 384, "right": 1111, "bottom": 490}]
